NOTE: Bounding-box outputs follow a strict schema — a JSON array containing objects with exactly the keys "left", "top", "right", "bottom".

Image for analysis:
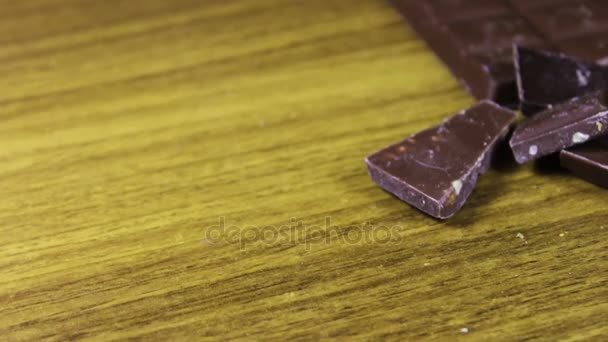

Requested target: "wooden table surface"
[{"left": 1, "top": 0, "right": 607, "bottom": 340}]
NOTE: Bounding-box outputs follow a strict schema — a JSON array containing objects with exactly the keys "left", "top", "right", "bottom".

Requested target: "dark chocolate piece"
[
  {"left": 365, "top": 101, "right": 516, "bottom": 219},
  {"left": 389, "top": 0, "right": 608, "bottom": 107},
  {"left": 560, "top": 136, "right": 608, "bottom": 188},
  {"left": 510, "top": 90, "right": 608, "bottom": 164},
  {"left": 514, "top": 46, "right": 608, "bottom": 115}
]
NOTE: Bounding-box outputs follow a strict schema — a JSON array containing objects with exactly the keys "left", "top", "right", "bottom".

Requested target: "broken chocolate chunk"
[
  {"left": 510, "top": 90, "right": 608, "bottom": 164},
  {"left": 560, "top": 136, "right": 608, "bottom": 188},
  {"left": 365, "top": 101, "right": 516, "bottom": 219},
  {"left": 514, "top": 46, "right": 608, "bottom": 115}
]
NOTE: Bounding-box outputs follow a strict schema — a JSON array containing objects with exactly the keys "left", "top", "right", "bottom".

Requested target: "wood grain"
[{"left": 1, "top": 0, "right": 607, "bottom": 340}]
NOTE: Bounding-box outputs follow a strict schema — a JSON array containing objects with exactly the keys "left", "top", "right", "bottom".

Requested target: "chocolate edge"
[
  {"left": 388, "top": 0, "right": 494, "bottom": 101},
  {"left": 560, "top": 149, "right": 608, "bottom": 188}
]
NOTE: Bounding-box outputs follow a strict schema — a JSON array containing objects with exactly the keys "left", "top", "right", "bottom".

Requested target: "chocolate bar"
[
  {"left": 365, "top": 101, "right": 516, "bottom": 219},
  {"left": 560, "top": 136, "right": 608, "bottom": 188},
  {"left": 389, "top": 0, "right": 608, "bottom": 107},
  {"left": 515, "top": 46, "right": 608, "bottom": 115},
  {"left": 510, "top": 90, "right": 608, "bottom": 164}
]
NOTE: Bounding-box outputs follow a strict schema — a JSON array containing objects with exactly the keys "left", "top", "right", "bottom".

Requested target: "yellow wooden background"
[{"left": 1, "top": 0, "right": 606, "bottom": 340}]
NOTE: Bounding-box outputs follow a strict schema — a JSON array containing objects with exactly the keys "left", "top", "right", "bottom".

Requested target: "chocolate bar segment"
[
  {"left": 560, "top": 136, "right": 608, "bottom": 188},
  {"left": 389, "top": 0, "right": 608, "bottom": 106},
  {"left": 365, "top": 101, "right": 516, "bottom": 219},
  {"left": 388, "top": 0, "right": 548, "bottom": 106},
  {"left": 510, "top": 90, "right": 608, "bottom": 164},
  {"left": 520, "top": 1, "right": 608, "bottom": 41},
  {"left": 514, "top": 46, "right": 608, "bottom": 115}
]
